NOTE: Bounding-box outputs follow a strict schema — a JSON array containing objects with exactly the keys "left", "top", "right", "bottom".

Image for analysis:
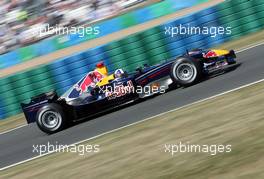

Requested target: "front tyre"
[
  {"left": 170, "top": 57, "right": 202, "bottom": 87},
  {"left": 36, "top": 104, "right": 66, "bottom": 134}
]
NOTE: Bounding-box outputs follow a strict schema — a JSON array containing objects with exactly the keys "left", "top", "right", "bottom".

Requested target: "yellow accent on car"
[
  {"left": 95, "top": 66, "right": 108, "bottom": 76},
  {"left": 96, "top": 74, "right": 115, "bottom": 87},
  {"left": 211, "top": 49, "right": 229, "bottom": 56}
]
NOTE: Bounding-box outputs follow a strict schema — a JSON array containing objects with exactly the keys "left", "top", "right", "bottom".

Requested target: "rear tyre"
[
  {"left": 170, "top": 57, "right": 202, "bottom": 87},
  {"left": 36, "top": 103, "right": 66, "bottom": 134}
]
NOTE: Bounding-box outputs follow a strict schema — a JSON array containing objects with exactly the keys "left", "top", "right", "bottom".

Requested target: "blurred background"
[
  {"left": 0, "top": 0, "right": 148, "bottom": 54},
  {"left": 0, "top": 0, "right": 263, "bottom": 120},
  {"left": 1, "top": 1, "right": 264, "bottom": 178}
]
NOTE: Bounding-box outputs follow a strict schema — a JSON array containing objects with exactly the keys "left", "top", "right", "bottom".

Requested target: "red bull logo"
[
  {"left": 75, "top": 71, "right": 104, "bottom": 94},
  {"left": 203, "top": 50, "right": 217, "bottom": 58}
]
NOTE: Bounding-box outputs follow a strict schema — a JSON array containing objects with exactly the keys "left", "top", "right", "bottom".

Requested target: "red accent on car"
[
  {"left": 96, "top": 61, "right": 105, "bottom": 68},
  {"left": 203, "top": 51, "right": 217, "bottom": 58}
]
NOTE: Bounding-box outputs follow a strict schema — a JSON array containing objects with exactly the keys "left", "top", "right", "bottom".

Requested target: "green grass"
[{"left": 1, "top": 80, "right": 264, "bottom": 179}]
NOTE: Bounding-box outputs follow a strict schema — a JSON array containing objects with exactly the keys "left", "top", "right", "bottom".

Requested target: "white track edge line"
[{"left": 0, "top": 124, "right": 27, "bottom": 135}]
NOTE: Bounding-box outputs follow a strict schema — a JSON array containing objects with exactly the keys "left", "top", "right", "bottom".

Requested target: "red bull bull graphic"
[
  {"left": 64, "top": 70, "right": 105, "bottom": 100},
  {"left": 203, "top": 50, "right": 217, "bottom": 58},
  {"left": 75, "top": 71, "right": 104, "bottom": 94}
]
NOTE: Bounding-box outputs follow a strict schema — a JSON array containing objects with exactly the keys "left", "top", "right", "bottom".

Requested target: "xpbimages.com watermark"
[
  {"left": 92, "top": 80, "right": 167, "bottom": 100},
  {"left": 38, "top": 24, "right": 100, "bottom": 38},
  {"left": 164, "top": 141, "right": 232, "bottom": 156},
  {"left": 164, "top": 24, "right": 232, "bottom": 38},
  {"left": 32, "top": 142, "right": 100, "bottom": 156}
]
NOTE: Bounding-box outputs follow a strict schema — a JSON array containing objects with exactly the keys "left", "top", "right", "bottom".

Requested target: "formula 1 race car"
[{"left": 21, "top": 48, "right": 237, "bottom": 134}]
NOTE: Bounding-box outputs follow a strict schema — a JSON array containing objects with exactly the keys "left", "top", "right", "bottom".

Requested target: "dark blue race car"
[{"left": 21, "top": 48, "right": 237, "bottom": 134}]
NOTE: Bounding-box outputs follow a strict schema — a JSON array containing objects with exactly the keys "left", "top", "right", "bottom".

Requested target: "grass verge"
[
  {"left": 0, "top": 114, "right": 26, "bottom": 133},
  {"left": 214, "top": 30, "right": 264, "bottom": 50},
  {"left": 1, "top": 80, "right": 264, "bottom": 178}
]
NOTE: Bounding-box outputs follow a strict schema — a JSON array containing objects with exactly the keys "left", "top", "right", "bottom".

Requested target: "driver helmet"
[
  {"left": 95, "top": 61, "right": 108, "bottom": 76},
  {"left": 114, "top": 69, "right": 124, "bottom": 78}
]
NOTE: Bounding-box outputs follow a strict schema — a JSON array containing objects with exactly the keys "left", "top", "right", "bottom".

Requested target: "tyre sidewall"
[
  {"left": 170, "top": 57, "right": 202, "bottom": 86},
  {"left": 36, "top": 104, "right": 66, "bottom": 134}
]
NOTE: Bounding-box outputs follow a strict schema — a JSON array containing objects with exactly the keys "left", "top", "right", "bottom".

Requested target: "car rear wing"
[{"left": 21, "top": 91, "right": 58, "bottom": 124}]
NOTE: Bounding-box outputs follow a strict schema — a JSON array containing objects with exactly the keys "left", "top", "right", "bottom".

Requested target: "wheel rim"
[
  {"left": 176, "top": 63, "right": 196, "bottom": 81},
  {"left": 41, "top": 110, "right": 61, "bottom": 129}
]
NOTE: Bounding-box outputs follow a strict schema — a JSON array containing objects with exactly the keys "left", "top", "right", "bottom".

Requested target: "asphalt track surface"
[{"left": 0, "top": 44, "right": 264, "bottom": 169}]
